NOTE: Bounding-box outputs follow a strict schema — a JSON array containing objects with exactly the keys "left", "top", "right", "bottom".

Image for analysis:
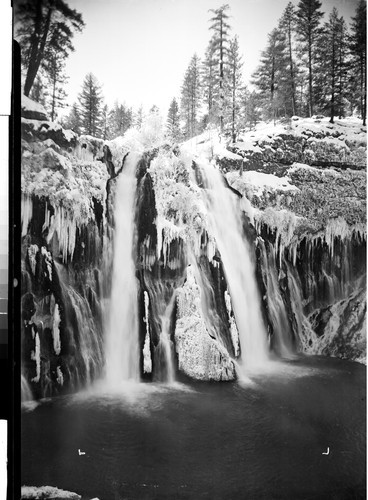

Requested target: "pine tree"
[
  {"left": 208, "top": 4, "right": 232, "bottom": 131},
  {"left": 29, "top": 73, "right": 48, "bottom": 108},
  {"left": 252, "top": 28, "right": 289, "bottom": 122},
  {"left": 101, "top": 104, "right": 109, "bottom": 140},
  {"left": 14, "top": 0, "right": 84, "bottom": 96},
  {"left": 336, "top": 17, "right": 348, "bottom": 119},
  {"left": 166, "top": 98, "right": 181, "bottom": 143},
  {"left": 202, "top": 39, "right": 218, "bottom": 125},
  {"left": 63, "top": 102, "right": 81, "bottom": 134},
  {"left": 78, "top": 73, "right": 103, "bottom": 137},
  {"left": 133, "top": 106, "right": 144, "bottom": 130},
  {"left": 315, "top": 8, "right": 347, "bottom": 122},
  {"left": 43, "top": 45, "right": 68, "bottom": 121},
  {"left": 350, "top": 0, "right": 367, "bottom": 125},
  {"left": 296, "top": 0, "right": 324, "bottom": 117},
  {"left": 279, "top": 2, "right": 298, "bottom": 115},
  {"left": 227, "top": 36, "right": 244, "bottom": 142},
  {"left": 108, "top": 101, "right": 133, "bottom": 138},
  {"left": 180, "top": 54, "right": 202, "bottom": 139},
  {"left": 242, "top": 90, "right": 261, "bottom": 130}
]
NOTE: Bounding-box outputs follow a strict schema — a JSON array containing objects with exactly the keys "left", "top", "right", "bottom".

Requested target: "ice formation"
[
  {"left": 52, "top": 302, "right": 61, "bottom": 356},
  {"left": 31, "top": 328, "right": 41, "bottom": 383},
  {"left": 143, "top": 291, "right": 152, "bottom": 374}
]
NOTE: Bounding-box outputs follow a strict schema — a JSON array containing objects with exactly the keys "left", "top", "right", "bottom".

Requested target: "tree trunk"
[
  {"left": 362, "top": 51, "right": 367, "bottom": 126},
  {"left": 219, "top": 16, "right": 224, "bottom": 132},
  {"left": 308, "top": 32, "right": 313, "bottom": 117},
  {"left": 330, "top": 33, "right": 336, "bottom": 124},
  {"left": 24, "top": 5, "right": 53, "bottom": 97},
  {"left": 232, "top": 68, "right": 236, "bottom": 143},
  {"left": 288, "top": 23, "right": 296, "bottom": 116}
]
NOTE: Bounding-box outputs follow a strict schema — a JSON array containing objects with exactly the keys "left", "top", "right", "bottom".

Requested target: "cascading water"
[
  {"left": 21, "top": 374, "right": 33, "bottom": 402},
  {"left": 199, "top": 162, "right": 269, "bottom": 375},
  {"left": 257, "top": 239, "right": 294, "bottom": 357},
  {"left": 104, "top": 153, "right": 140, "bottom": 385},
  {"left": 156, "top": 292, "right": 177, "bottom": 383}
]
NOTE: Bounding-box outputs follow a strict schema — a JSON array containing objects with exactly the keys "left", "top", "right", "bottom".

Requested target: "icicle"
[
  {"left": 224, "top": 290, "right": 240, "bottom": 357},
  {"left": 52, "top": 303, "right": 61, "bottom": 355},
  {"left": 31, "top": 329, "right": 41, "bottom": 383},
  {"left": 42, "top": 200, "right": 50, "bottom": 233},
  {"left": 143, "top": 291, "right": 152, "bottom": 374},
  {"left": 41, "top": 246, "right": 53, "bottom": 280},
  {"left": 46, "top": 205, "right": 78, "bottom": 262},
  {"left": 27, "top": 245, "right": 39, "bottom": 275},
  {"left": 56, "top": 366, "right": 64, "bottom": 386},
  {"left": 22, "top": 194, "right": 33, "bottom": 237}
]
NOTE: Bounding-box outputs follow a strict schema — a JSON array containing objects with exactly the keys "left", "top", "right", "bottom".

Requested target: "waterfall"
[
  {"left": 199, "top": 162, "right": 269, "bottom": 375},
  {"left": 155, "top": 292, "right": 176, "bottom": 383},
  {"left": 104, "top": 153, "right": 140, "bottom": 385},
  {"left": 258, "top": 240, "right": 294, "bottom": 357},
  {"left": 21, "top": 374, "right": 33, "bottom": 402}
]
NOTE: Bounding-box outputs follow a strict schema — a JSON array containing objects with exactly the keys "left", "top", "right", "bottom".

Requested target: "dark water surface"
[{"left": 21, "top": 357, "right": 366, "bottom": 500}]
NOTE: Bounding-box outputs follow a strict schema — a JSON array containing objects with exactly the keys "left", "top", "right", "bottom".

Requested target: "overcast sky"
[{"left": 64, "top": 0, "right": 359, "bottom": 117}]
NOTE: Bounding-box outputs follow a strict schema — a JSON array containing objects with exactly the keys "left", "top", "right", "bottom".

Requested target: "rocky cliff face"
[
  {"left": 21, "top": 99, "right": 367, "bottom": 398},
  {"left": 223, "top": 117, "right": 366, "bottom": 364},
  {"left": 21, "top": 101, "right": 108, "bottom": 398}
]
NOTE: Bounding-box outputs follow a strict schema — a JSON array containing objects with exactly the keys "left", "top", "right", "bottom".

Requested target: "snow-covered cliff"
[{"left": 21, "top": 98, "right": 366, "bottom": 398}]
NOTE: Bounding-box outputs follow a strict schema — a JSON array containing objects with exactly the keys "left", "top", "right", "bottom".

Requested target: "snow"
[
  {"left": 22, "top": 130, "right": 109, "bottom": 261},
  {"left": 175, "top": 264, "right": 235, "bottom": 381},
  {"left": 21, "top": 486, "right": 81, "bottom": 499},
  {"left": 149, "top": 149, "right": 212, "bottom": 263},
  {"left": 182, "top": 128, "right": 242, "bottom": 162},
  {"left": 21, "top": 95, "right": 48, "bottom": 116},
  {"left": 254, "top": 207, "right": 301, "bottom": 264},
  {"left": 236, "top": 116, "right": 366, "bottom": 147},
  {"left": 226, "top": 170, "right": 299, "bottom": 198}
]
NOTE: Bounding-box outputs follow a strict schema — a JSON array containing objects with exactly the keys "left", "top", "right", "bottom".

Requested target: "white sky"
[{"left": 62, "top": 0, "right": 359, "bottom": 117}]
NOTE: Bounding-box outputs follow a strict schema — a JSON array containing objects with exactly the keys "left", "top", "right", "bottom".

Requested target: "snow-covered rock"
[
  {"left": 21, "top": 485, "right": 81, "bottom": 499},
  {"left": 230, "top": 116, "right": 366, "bottom": 171},
  {"left": 21, "top": 95, "right": 49, "bottom": 121},
  {"left": 175, "top": 265, "right": 235, "bottom": 381},
  {"left": 306, "top": 287, "right": 366, "bottom": 363}
]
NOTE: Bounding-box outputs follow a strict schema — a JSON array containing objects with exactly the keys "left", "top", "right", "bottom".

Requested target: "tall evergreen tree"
[
  {"left": 279, "top": 2, "right": 298, "bottom": 115},
  {"left": 29, "top": 73, "right": 48, "bottom": 108},
  {"left": 133, "top": 106, "right": 144, "bottom": 130},
  {"left": 227, "top": 36, "right": 244, "bottom": 142},
  {"left": 63, "top": 102, "right": 81, "bottom": 134},
  {"left": 108, "top": 101, "right": 133, "bottom": 138},
  {"left": 296, "top": 0, "right": 324, "bottom": 116},
  {"left": 202, "top": 40, "right": 218, "bottom": 125},
  {"left": 101, "top": 104, "right": 109, "bottom": 140},
  {"left": 78, "top": 73, "right": 103, "bottom": 137},
  {"left": 242, "top": 90, "right": 261, "bottom": 130},
  {"left": 208, "top": 4, "right": 231, "bottom": 131},
  {"left": 315, "top": 8, "right": 347, "bottom": 122},
  {"left": 350, "top": 0, "right": 367, "bottom": 125},
  {"left": 166, "top": 98, "right": 181, "bottom": 142},
  {"left": 336, "top": 17, "right": 348, "bottom": 119},
  {"left": 14, "top": 0, "right": 84, "bottom": 96},
  {"left": 252, "top": 28, "right": 289, "bottom": 122},
  {"left": 180, "top": 54, "right": 202, "bottom": 139},
  {"left": 43, "top": 45, "right": 68, "bottom": 121}
]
